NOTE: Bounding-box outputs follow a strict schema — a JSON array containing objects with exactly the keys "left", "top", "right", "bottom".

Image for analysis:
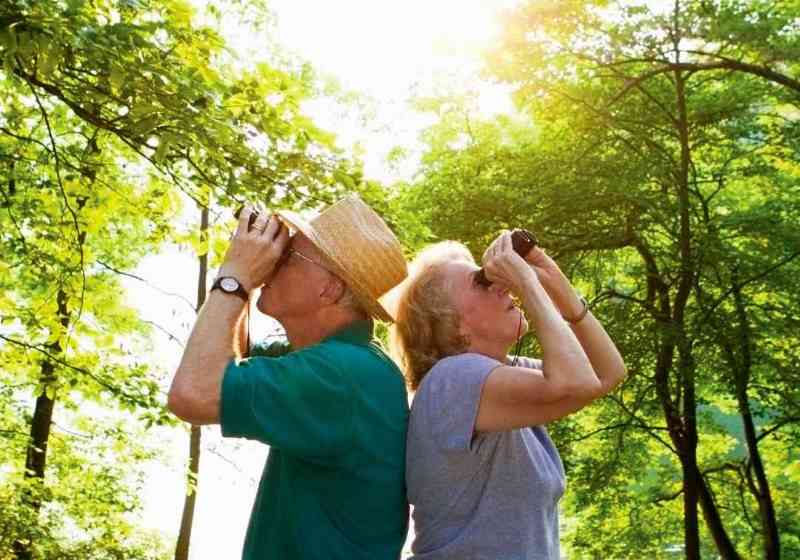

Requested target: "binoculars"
[{"left": 473, "top": 229, "right": 539, "bottom": 287}]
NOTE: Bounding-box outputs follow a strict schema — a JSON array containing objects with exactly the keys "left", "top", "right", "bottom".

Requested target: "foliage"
[
  {"left": 394, "top": 0, "right": 800, "bottom": 557},
  {"left": 0, "top": 0, "right": 361, "bottom": 556}
]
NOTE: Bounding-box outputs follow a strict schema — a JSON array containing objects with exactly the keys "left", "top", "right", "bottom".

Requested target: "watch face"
[{"left": 220, "top": 277, "right": 240, "bottom": 292}]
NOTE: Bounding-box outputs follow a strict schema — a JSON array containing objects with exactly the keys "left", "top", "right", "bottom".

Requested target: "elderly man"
[{"left": 168, "top": 195, "right": 409, "bottom": 559}]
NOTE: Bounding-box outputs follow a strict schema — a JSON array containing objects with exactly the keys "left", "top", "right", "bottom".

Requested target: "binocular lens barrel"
[{"left": 474, "top": 229, "right": 539, "bottom": 287}]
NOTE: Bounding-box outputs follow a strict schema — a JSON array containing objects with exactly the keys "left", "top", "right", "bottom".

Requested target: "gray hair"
[{"left": 338, "top": 284, "right": 369, "bottom": 319}]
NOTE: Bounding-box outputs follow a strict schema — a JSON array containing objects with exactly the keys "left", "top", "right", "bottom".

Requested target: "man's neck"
[{"left": 281, "top": 310, "right": 364, "bottom": 350}]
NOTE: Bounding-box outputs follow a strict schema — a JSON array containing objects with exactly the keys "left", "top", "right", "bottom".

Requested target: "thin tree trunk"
[
  {"left": 13, "top": 289, "right": 70, "bottom": 560},
  {"left": 677, "top": 345, "right": 701, "bottom": 560},
  {"left": 740, "top": 410, "right": 780, "bottom": 559},
  {"left": 175, "top": 204, "right": 209, "bottom": 560},
  {"left": 175, "top": 426, "right": 202, "bottom": 560},
  {"left": 730, "top": 279, "right": 780, "bottom": 559},
  {"left": 696, "top": 465, "right": 742, "bottom": 558},
  {"left": 674, "top": 62, "right": 742, "bottom": 558},
  {"left": 672, "top": 52, "right": 702, "bottom": 556}
]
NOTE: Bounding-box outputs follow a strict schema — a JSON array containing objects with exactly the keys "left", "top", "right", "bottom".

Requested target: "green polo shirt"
[{"left": 220, "top": 320, "right": 409, "bottom": 559}]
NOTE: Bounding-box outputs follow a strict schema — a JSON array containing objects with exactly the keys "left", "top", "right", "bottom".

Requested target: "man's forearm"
[{"left": 168, "top": 291, "right": 247, "bottom": 424}]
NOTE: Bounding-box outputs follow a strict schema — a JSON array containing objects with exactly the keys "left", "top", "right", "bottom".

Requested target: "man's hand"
[{"left": 219, "top": 207, "right": 290, "bottom": 292}]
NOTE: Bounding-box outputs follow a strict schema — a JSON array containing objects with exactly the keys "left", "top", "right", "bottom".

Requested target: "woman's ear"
[{"left": 319, "top": 275, "right": 346, "bottom": 305}]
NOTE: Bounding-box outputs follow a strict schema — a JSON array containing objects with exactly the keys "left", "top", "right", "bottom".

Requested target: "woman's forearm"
[
  {"left": 519, "top": 277, "right": 601, "bottom": 396},
  {"left": 569, "top": 312, "right": 626, "bottom": 394},
  {"left": 535, "top": 271, "right": 627, "bottom": 395}
]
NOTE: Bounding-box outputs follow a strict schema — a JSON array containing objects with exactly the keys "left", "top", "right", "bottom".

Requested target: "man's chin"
[{"left": 254, "top": 293, "right": 272, "bottom": 316}]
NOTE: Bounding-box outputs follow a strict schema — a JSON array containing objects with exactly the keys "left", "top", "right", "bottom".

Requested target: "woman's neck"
[{"left": 466, "top": 337, "right": 510, "bottom": 363}]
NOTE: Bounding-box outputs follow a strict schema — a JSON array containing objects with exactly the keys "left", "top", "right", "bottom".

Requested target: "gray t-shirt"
[{"left": 406, "top": 353, "right": 566, "bottom": 560}]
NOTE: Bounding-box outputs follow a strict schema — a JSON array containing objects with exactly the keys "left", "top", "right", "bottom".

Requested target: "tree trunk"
[
  {"left": 673, "top": 62, "right": 741, "bottom": 558},
  {"left": 175, "top": 426, "right": 202, "bottom": 560},
  {"left": 672, "top": 52, "right": 702, "bottom": 556},
  {"left": 731, "top": 279, "right": 780, "bottom": 559},
  {"left": 740, "top": 407, "right": 780, "bottom": 560},
  {"left": 13, "top": 289, "right": 70, "bottom": 560},
  {"left": 677, "top": 344, "right": 701, "bottom": 560},
  {"left": 175, "top": 204, "right": 209, "bottom": 560},
  {"left": 696, "top": 465, "right": 742, "bottom": 558}
]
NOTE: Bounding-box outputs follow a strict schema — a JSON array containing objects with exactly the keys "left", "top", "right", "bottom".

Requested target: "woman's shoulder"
[
  {"left": 431, "top": 351, "right": 502, "bottom": 373},
  {"left": 417, "top": 352, "right": 504, "bottom": 394}
]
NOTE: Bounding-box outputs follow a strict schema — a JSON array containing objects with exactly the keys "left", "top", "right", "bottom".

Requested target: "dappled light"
[{"left": 1, "top": 0, "right": 798, "bottom": 559}]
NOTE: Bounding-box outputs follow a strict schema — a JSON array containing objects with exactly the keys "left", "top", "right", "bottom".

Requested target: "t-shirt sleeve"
[
  {"left": 219, "top": 344, "right": 352, "bottom": 461},
  {"left": 418, "top": 353, "right": 503, "bottom": 453}
]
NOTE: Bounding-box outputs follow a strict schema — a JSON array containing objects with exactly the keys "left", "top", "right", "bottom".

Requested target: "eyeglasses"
[{"left": 280, "top": 247, "right": 333, "bottom": 274}]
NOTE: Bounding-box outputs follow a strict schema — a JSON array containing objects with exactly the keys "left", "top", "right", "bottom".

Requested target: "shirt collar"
[{"left": 324, "top": 319, "right": 374, "bottom": 346}]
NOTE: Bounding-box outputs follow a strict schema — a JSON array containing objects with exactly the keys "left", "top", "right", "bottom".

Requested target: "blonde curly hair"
[{"left": 389, "top": 241, "right": 473, "bottom": 390}]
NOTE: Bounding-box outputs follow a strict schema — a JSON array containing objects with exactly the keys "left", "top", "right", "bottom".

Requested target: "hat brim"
[{"left": 276, "top": 210, "right": 394, "bottom": 322}]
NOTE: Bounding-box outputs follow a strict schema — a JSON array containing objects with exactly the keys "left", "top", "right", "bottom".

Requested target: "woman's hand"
[
  {"left": 481, "top": 231, "right": 538, "bottom": 295},
  {"left": 524, "top": 246, "right": 584, "bottom": 320},
  {"left": 218, "top": 207, "right": 290, "bottom": 292}
]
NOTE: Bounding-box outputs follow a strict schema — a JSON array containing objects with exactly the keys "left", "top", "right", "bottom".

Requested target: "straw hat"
[{"left": 277, "top": 194, "right": 408, "bottom": 322}]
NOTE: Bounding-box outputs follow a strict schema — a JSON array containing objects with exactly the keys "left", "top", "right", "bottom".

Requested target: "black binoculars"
[{"left": 473, "top": 229, "right": 539, "bottom": 287}]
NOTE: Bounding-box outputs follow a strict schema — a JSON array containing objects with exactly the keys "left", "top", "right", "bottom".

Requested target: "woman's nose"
[{"left": 489, "top": 284, "right": 509, "bottom": 296}]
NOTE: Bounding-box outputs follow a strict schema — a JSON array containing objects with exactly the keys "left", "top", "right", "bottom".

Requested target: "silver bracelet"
[{"left": 563, "top": 297, "right": 589, "bottom": 324}]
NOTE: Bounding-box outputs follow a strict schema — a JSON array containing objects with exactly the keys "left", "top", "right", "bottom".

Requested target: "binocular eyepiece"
[{"left": 473, "top": 229, "right": 539, "bottom": 287}]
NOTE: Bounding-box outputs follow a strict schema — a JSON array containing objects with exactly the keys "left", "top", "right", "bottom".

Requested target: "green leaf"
[
  {"left": 110, "top": 67, "right": 125, "bottom": 93},
  {"left": 153, "top": 134, "right": 172, "bottom": 164},
  {"left": 0, "top": 27, "right": 18, "bottom": 53}
]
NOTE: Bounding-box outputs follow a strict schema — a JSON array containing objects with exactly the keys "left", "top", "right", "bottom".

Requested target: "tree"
[
  {"left": 1, "top": 0, "right": 357, "bottom": 556},
  {"left": 393, "top": 1, "right": 800, "bottom": 556}
]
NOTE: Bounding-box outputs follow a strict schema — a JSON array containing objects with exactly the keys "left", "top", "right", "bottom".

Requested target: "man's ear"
[{"left": 319, "top": 275, "right": 346, "bottom": 305}]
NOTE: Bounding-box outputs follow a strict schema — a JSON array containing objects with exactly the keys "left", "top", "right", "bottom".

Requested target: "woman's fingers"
[
  {"left": 483, "top": 230, "right": 510, "bottom": 263},
  {"left": 500, "top": 231, "right": 513, "bottom": 255}
]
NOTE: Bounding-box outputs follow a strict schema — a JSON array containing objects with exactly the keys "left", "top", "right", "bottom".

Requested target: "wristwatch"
[{"left": 210, "top": 276, "right": 249, "bottom": 302}]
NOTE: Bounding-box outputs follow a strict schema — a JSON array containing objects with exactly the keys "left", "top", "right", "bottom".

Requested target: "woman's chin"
[{"left": 504, "top": 308, "right": 528, "bottom": 338}]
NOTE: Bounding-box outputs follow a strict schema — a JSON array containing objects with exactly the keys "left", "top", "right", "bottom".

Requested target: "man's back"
[{"left": 220, "top": 321, "right": 409, "bottom": 559}]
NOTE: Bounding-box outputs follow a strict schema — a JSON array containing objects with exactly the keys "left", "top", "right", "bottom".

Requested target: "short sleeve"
[
  {"left": 416, "top": 353, "right": 503, "bottom": 453},
  {"left": 220, "top": 343, "right": 352, "bottom": 461}
]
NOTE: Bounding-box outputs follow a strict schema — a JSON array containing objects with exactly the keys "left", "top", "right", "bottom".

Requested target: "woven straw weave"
[{"left": 278, "top": 194, "right": 407, "bottom": 322}]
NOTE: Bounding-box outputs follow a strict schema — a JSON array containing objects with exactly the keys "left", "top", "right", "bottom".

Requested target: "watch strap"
[{"left": 210, "top": 276, "right": 249, "bottom": 302}]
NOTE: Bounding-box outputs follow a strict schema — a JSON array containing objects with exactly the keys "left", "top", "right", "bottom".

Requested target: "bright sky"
[
  {"left": 129, "top": 1, "right": 520, "bottom": 558},
  {"left": 269, "top": 0, "right": 519, "bottom": 184}
]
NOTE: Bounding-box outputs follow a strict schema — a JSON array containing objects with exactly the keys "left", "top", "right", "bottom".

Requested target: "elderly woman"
[{"left": 390, "top": 232, "right": 626, "bottom": 560}]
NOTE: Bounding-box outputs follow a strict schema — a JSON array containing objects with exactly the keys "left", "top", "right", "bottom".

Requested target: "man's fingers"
[
  {"left": 258, "top": 213, "right": 280, "bottom": 238},
  {"left": 237, "top": 207, "right": 257, "bottom": 236},
  {"left": 251, "top": 215, "right": 270, "bottom": 234},
  {"left": 273, "top": 222, "right": 290, "bottom": 248}
]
